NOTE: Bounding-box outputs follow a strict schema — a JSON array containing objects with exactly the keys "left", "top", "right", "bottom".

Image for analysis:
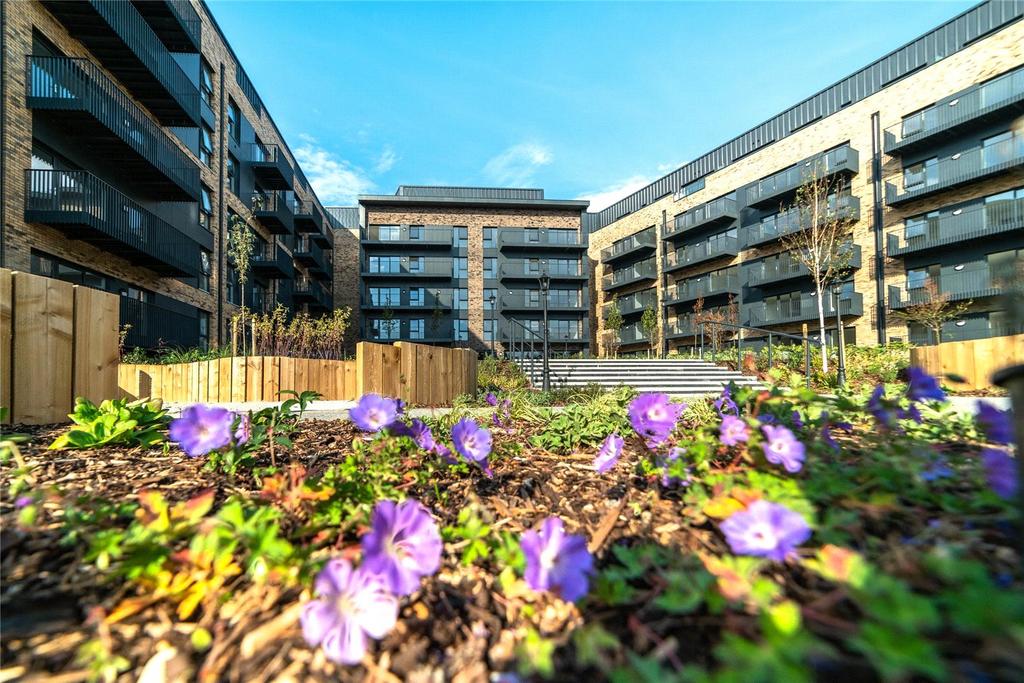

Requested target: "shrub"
[{"left": 478, "top": 356, "right": 530, "bottom": 392}]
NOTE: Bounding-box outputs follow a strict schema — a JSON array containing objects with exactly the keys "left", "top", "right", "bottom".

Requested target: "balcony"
[
  {"left": 663, "top": 269, "right": 740, "bottom": 305},
  {"left": 743, "top": 195, "right": 860, "bottom": 248},
  {"left": 39, "top": 0, "right": 199, "bottom": 126},
  {"left": 884, "top": 67, "right": 1024, "bottom": 154},
  {"left": 618, "top": 323, "right": 649, "bottom": 345},
  {"left": 26, "top": 56, "right": 200, "bottom": 201},
  {"left": 361, "top": 257, "right": 454, "bottom": 279},
  {"left": 362, "top": 289, "right": 454, "bottom": 311},
  {"left": 499, "top": 229, "right": 584, "bottom": 250},
  {"left": 606, "top": 288, "right": 657, "bottom": 316},
  {"left": 130, "top": 0, "right": 201, "bottom": 53},
  {"left": 294, "top": 200, "right": 325, "bottom": 235},
  {"left": 600, "top": 230, "right": 657, "bottom": 264},
  {"left": 250, "top": 144, "right": 294, "bottom": 191},
  {"left": 743, "top": 145, "right": 859, "bottom": 208},
  {"left": 888, "top": 264, "right": 1008, "bottom": 310},
  {"left": 25, "top": 169, "right": 202, "bottom": 278},
  {"left": 601, "top": 258, "right": 657, "bottom": 291},
  {"left": 364, "top": 318, "right": 456, "bottom": 344},
  {"left": 250, "top": 242, "right": 293, "bottom": 279},
  {"left": 747, "top": 292, "right": 864, "bottom": 327},
  {"left": 501, "top": 260, "right": 586, "bottom": 281},
  {"left": 886, "top": 133, "right": 1024, "bottom": 206},
  {"left": 361, "top": 225, "right": 454, "bottom": 248},
  {"left": 252, "top": 190, "right": 293, "bottom": 235},
  {"left": 665, "top": 197, "right": 739, "bottom": 240},
  {"left": 665, "top": 319, "right": 698, "bottom": 339},
  {"left": 501, "top": 320, "right": 590, "bottom": 344},
  {"left": 294, "top": 236, "right": 330, "bottom": 279},
  {"left": 747, "top": 244, "right": 862, "bottom": 288},
  {"left": 293, "top": 279, "right": 332, "bottom": 311},
  {"left": 121, "top": 297, "right": 201, "bottom": 350},
  {"left": 886, "top": 196, "right": 1024, "bottom": 256},
  {"left": 664, "top": 235, "right": 739, "bottom": 272},
  {"left": 502, "top": 292, "right": 587, "bottom": 312}
]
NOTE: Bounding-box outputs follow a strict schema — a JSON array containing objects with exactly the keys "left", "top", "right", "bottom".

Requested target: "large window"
[
  {"left": 903, "top": 157, "right": 937, "bottom": 190},
  {"left": 409, "top": 256, "right": 424, "bottom": 273},
  {"left": 454, "top": 257, "right": 468, "bottom": 279},
  {"left": 198, "top": 251, "right": 211, "bottom": 292},
  {"left": 484, "top": 319, "right": 495, "bottom": 342},
  {"left": 453, "top": 288, "right": 468, "bottom": 309},
  {"left": 454, "top": 227, "right": 468, "bottom": 248},
  {"left": 200, "top": 60, "right": 214, "bottom": 107},
  {"left": 227, "top": 154, "right": 239, "bottom": 196},
  {"left": 409, "top": 287, "right": 424, "bottom": 307},
  {"left": 199, "top": 185, "right": 213, "bottom": 231},
  {"left": 226, "top": 263, "right": 240, "bottom": 304},
  {"left": 453, "top": 318, "right": 469, "bottom": 341},
  {"left": 982, "top": 130, "right": 1015, "bottom": 168},
  {"left": 227, "top": 98, "right": 240, "bottom": 144},
  {"left": 549, "top": 289, "right": 581, "bottom": 307},
  {"left": 550, "top": 229, "right": 577, "bottom": 244},
  {"left": 410, "top": 319, "right": 424, "bottom": 340},
  {"left": 372, "top": 319, "right": 400, "bottom": 340},
  {"left": 549, "top": 258, "right": 579, "bottom": 276},
  {"left": 904, "top": 210, "right": 938, "bottom": 240},
  {"left": 376, "top": 225, "right": 401, "bottom": 241},
  {"left": 484, "top": 288, "right": 497, "bottom": 310},
  {"left": 198, "top": 312, "right": 210, "bottom": 350},
  {"left": 483, "top": 228, "right": 497, "bottom": 248},
  {"left": 200, "top": 124, "right": 213, "bottom": 167},
  {"left": 548, "top": 319, "right": 580, "bottom": 340},
  {"left": 483, "top": 257, "right": 497, "bottom": 279},
  {"left": 369, "top": 256, "right": 400, "bottom": 273},
  {"left": 369, "top": 287, "right": 400, "bottom": 306}
]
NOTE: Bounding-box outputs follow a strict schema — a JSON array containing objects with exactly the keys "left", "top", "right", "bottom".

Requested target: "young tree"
[
  {"left": 641, "top": 306, "right": 659, "bottom": 358},
  {"left": 693, "top": 295, "right": 739, "bottom": 352},
  {"left": 604, "top": 295, "right": 624, "bottom": 358},
  {"left": 779, "top": 162, "right": 857, "bottom": 373},
  {"left": 890, "top": 279, "right": 972, "bottom": 345},
  {"left": 227, "top": 210, "right": 257, "bottom": 356}
]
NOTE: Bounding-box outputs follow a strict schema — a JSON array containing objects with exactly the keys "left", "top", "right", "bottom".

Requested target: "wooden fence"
[
  {"left": 1, "top": 268, "right": 120, "bottom": 424},
  {"left": 910, "top": 333, "right": 1024, "bottom": 390},
  {"left": 118, "top": 341, "right": 477, "bottom": 405}
]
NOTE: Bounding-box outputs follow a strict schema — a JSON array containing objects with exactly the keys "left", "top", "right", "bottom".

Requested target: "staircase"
[{"left": 514, "top": 358, "right": 762, "bottom": 396}]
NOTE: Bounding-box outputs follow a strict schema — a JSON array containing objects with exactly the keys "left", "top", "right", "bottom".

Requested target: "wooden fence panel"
[
  {"left": 245, "top": 356, "right": 263, "bottom": 402},
  {"left": 12, "top": 272, "right": 74, "bottom": 423},
  {"left": 0, "top": 270, "right": 10, "bottom": 422},
  {"left": 910, "top": 334, "right": 1024, "bottom": 390},
  {"left": 265, "top": 356, "right": 280, "bottom": 401},
  {"left": 230, "top": 357, "right": 246, "bottom": 402}
]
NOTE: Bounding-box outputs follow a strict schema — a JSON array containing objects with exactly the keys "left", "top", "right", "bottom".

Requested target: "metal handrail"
[{"left": 698, "top": 320, "right": 825, "bottom": 389}]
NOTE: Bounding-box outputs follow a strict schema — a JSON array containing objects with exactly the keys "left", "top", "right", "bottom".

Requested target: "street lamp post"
[
  {"left": 833, "top": 285, "right": 847, "bottom": 388},
  {"left": 488, "top": 293, "right": 497, "bottom": 357},
  {"left": 539, "top": 273, "right": 550, "bottom": 391}
]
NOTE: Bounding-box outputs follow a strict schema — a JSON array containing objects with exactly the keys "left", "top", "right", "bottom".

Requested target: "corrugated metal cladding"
[
  {"left": 326, "top": 206, "right": 360, "bottom": 229},
  {"left": 234, "top": 63, "right": 263, "bottom": 116},
  {"left": 591, "top": 0, "right": 1024, "bottom": 232},
  {"left": 395, "top": 185, "right": 545, "bottom": 200}
]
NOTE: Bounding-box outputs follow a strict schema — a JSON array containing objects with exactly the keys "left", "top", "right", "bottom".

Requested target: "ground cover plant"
[{"left": 1, "top": 372, "right": 1021, "bottom": 681}]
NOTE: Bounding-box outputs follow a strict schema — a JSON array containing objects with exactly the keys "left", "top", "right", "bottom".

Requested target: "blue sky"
[{"left": 209, "top": 0, "right": 976, "bottom": 209}]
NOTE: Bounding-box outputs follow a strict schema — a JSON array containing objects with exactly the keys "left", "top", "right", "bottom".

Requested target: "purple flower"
[
  {"left": 977, "top": 403, "right": 1014, "bottom": 445},
  {"left": 921, "top": 458, "right": 953, "bottom": 482},
  {"left": 406, "top": 419, "right": 436, "bottom": 452},
  {"left": 349, "top": 394, "right": 400, "bottom": 433},
  {"left": 714, "top": 386, "right": 738, "bottom": 416},
  {"left": 719, "top": 415, "right": 749, "bottom": 447},
  {"left": 761, "top": 424, "right": 805, "bottom": 473},
  {"left": 867, "top": 385, "right": 894, "bottom": 428},
  {"left": 432, "top": 442, "right": 459, "bottom": 465},
  {"left": 234, "top": 413, "right": 251, "bottom": 446},
  {"left": 628, "top": 393, "right": 684, "bottom": 447},
  {"left": 169, "top": 405, "right": 234, "bottom": 457},
  {"left": 757, "top": 413, "right": 778, "bottom": 425},
  {"left": 451, "top": 418, "right": 493, "bottom": 476},
  {"left": 396, "top": 399, "right": 406, "bottom": 415},
  {"left": 485, "top": 392, "right": 498, "bottom": 407},
  {"left": 982, "top": 448, "right": 1018, "bottom": 499},
  {"left": 907, "top": 367, "right": 945, "bottom": 403},
  {"left": 790, "top": 411, "right": 804, "bottom": 430},
  {"left": 897, "top": 403, "right": 923, "bottom": 424},
  {"left": 720, "top": 500, "right": 811, "bottom": 562},
  {"left": 300, "top": 558, "right": 398, "bottom": 665},
  {"left": 657, "top": 447, "right": 691, "bottom": 488},
  {"left": 821, "top": 416, "right": 852, "bottom": 452},
  {"left": 361, "top": 499, "right": 442, "bottom": 596},
  {"left": 14, "top": 495, "right": 33, "bottom": 509},
  {"left": 594, "top": 433, "right": 624, "bottom": 474},
  {"left": 520, "top": 517, "right": 594, "bottom": 602}
]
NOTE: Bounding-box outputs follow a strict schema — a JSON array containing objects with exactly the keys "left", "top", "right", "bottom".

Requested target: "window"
[
  {"left": 372, "top": 319, "right": 400, "bottom": 340},
  {"left": 227, "top": 98, "right": 240, "bottom": 144},
  {"left": 376, "top": 225, "right": 401, "bottom": 241},
  {"left": 409, "top": 287, "right": 424, "bottom": 307},
  {"left": 483, "top": 257, "right": 497, "bottom": 279},
  {"left": 199, "top": 185, "right": 213, "bottom": 230},
  {"left": 454, "top": 257, "right": 468, "bottom": 278},
  {"left": 483, "top": 228, "right": 497, "bottom": 248},
  {"left": 200, "top": 60, "right": 214, "bottom": 107},
  {"left": 549, "top": 289, "right": 580, "bottom": 307},
  {"left": 453, "top": 288, "right": 468, "bottom": 309},
  {"left": 198, "top": 312, "right": 210, "bottom": 350},
  {"left": 548, "top": 319, "right": 580, "bottom": 340},
  {"left": 907, "top": 265, "right": 938, "bottom": 290},
  {"left": 198, "top": 251, "right": 211, "bottom": 292},
  {"left": 484, "top": 288, "right": 497, "bottom": 310},
  {"left": 904, "top": 211, "right": 938, "bottom": 240},
  {"left": 526, "top": 258, "right": 540, "bottom": 274},
  {"left": 453, "top": 318, "right": 469, "bottom": 341},
  {"left": 549, "top": 258, "right": 579, "bottom": 276},
  {"left": 369, "top": 287, "right": 400, "bottom": 306},
  {"left": 985, "top": 187, "right": 1024, "bottom": 227},
  {"left": 900, "top": 107, "right": 936, "bottom": 139},
  {"left": 454, "top": 227, "right": 468, "bottom": 247},
  {"left": 982, "top": 131, "right": 1013, "bottom": 168},
  {"left": 525, "top": 229, "right": 540, "bottom": 243},
  {"left": 484, "top": 319, "right": 495, "bottom": 342},
  {"left": 903, "top": 157, "right": 937, "bottom": 190},
  {"left": 527, "top": 289, "right": 540, "bottom": 307},
  {"left": 410, "top": 319, "right": 425, "bottom": 340},
  {"left": 369, "top": 256, "right": 400, "bottom": 273},
  {"left": 199, "top": 124, "right": 213, "bottom": 166},
  {"left": 227, "top": 154, "right": 239, "bottom": 195},
  {"left": 550, "top": 229, "right": 576, "bottom": 244},
  {"left": 409, "top": 256, "right": 423, "bottom": 273},
  {"left": 675, "top": 177, "right": 705, "bottom": 200},
  {"left": 409, "top": 225, "right": 422, "bottom": 241},
  {"left": 226, "top": 264, "right": 241, "bottom": 304}
]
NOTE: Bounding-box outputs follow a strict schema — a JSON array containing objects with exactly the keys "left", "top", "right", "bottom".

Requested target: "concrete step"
[{"left": 512, "top": 357, "right": 762, "bottom": 395}]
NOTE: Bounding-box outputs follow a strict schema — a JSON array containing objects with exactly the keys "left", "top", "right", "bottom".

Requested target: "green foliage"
[
  {"left": 121, "top": 345, "right": 231, "bottom": 365},
  {"left": 478, "top": 356, "right": 530, "bottom": 392},
  {"left": 517, "top": 628, "right": 556, "bottom": 679},
  {"left": 49, "top": 397, "right": 168, "bottom": 450},
  {"left": 443, "top": 505, "right": 493, "bottom": 566},
  {"left": 529, "top": 386, "right": 634, "bottom": 453}
]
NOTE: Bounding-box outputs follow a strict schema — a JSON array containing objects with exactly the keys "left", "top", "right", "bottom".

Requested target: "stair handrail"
[
  {"left": 698, "top": 320, "right": 826, "bottom": 389},
  {"left": 506, "top": 316, "right": 545, "bottom": 361}
]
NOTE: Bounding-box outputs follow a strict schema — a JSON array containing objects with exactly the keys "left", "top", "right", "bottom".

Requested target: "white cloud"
[
  {"left": 293, "top": 136, "right": 375, "bottom": 205},
  {"left": 576, "top": 174, "right": 652, "bottom": 212},
  {"left": 483, "top": 142, "right": 553, "bottom": 186},
  {"left": 374, "top": 146, "right": 399, "bottom": 174}
]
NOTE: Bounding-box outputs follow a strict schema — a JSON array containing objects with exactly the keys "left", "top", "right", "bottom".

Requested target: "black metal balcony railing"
[
  {"left": 250, "top": 143, "right": 294, "bottom": 191},
  {"left": 886, "top": 132, "right": 1024, "bottom": 206},
  {"left": 600, "top": 230, "right": 657, "bottom": 263},
  {"left": 502, "top": 292, "right": 586, "bottom": 311},
  {"left": 250, "top": 242, "right": 293, "bottom": 279},
  {"left": 362, "top": 289, "right": 454, "bottom": 310},
  {"left": 361, "top": 257, "right": 454, "bottom": 278},
  {"left": 499, "top": 229, "right": 584, "bottom": 249},
  {"left": 601, "top": 258, "right": 657, "bottom": 291},
  {"left": 886, "top": 197, "right": 1024, "bottom": 256},
  {"left": 664, "top": 269, "right": 741, "bottom": 304},
  {"left": 747, "top": 292, "right": 864, "bottom": 326},
  {"left": 25, "top": 169, "right": 201, "bottom": 278},
  {"left": 884, "top": 67, "right": 1024, "bottom": 154},
  {"left": 909, "top": 318, "right": 1022, "bottom": 346},
  {"left": 743, "top": 195, "right": 860, "bottom": 248},
  {"left": 252, "top": 190, "right": 294, "bottom": 235},
  {"left": 606, "top": 288, "right": 657, "bottom": 316},
  {"left": 121, "top": 297, "right": 200, "bottom": 350},
  {"left": 502, "top": 320, "right": 590, "bottom": 343},
  {"left": 501, "top": 260, "right": 585, "bottom": 279},
  {"left": 361, "top": 225, "right": 455, "bottom": 246},
  {"left": 619, "top": 323, "right": 649, "bottom": 344},
  {"left": 666, "top": 197, "right": 739, "bottom": 239},
  {"left": 295, "top": 236, "right": 330, "bottom": 278},
  {"left": 888, "top": 264, "right": 1008, "bottom": 310},
  {"left": 130, "top": 0, "right": 202, "bottom": 53},
  {"left": 744, "top": 145, "right": 859, "bottom": 208},
  {"left": 26, "top": 56, "right": 201, "bottom": 201},
  {"left": 665, "top": 319, "right": 698, "bottom": 339},
  {"left": 293, "top": 278, "right": 331, "bottom": 310},
  {"left": 747, "top": 244, "right": 862, "bottom": 288},
  {"left": 664, "top": 235, "right": 740, "bottom": 271},
  {"left": 40, "top": 0, "right": 200, "bottom": 126},
  {"left": 294, "top": 200, "right": 325, "bottom": 235}
]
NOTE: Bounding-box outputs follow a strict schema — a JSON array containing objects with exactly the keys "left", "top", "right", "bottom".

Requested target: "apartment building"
[
  {"left": 340, "top": 186, "right": 591, "bottom": 355},
  {"left": 589, "top": 0, "right": 1024, "bottom": 355},
  {"left": 0, "top": 0, "right": 334, "bottom": 351}
]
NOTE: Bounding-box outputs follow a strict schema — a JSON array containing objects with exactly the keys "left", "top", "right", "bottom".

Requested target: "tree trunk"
[{"left": 816, "top": 284, "right": 829, "bottom": 373}]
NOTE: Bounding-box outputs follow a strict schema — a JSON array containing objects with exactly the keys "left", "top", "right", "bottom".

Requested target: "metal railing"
[
  {"left": 602, "top": 257, "right": 657, "bottom": 290},
  {"left": 744, "top": 145, "right": 858, "bottom": 207},
  {"left": 888, "top": 263, "right": 1008, "bottom": 309},
  {"left": 886, "top": 196, "right": 1024, "bottom": 256},
  {"left": 664, "top": 268, "right": 740, "bottom": 303},
  {"left": 361, "top": 256, "right": 454, "bottom": 276},
  {"left": 606, "top": 288, "right": 657, "bottom": 315},
  {"left": 500, "top": 229, "right": 583, "bottom": 248},
  {"left": 667, "top": 197, "right": 739, "bottom": 238},
  {"left": 164, "top": 0, "right": 202, "bottom": 48},
  {"left": 121, "top": 297, "right": 200, "bottom": 350},
  {"left": 743, "top": 194, "right": 859, "bottom": 248},
  {"left": 24, "top": 169, "right": 200, "bottom": 277},
  {"left": 747, "top": 244, "right": 862, "bottom": 287},
  {"left": 361, "top": 225, "right": 454, "bottom": 243},
  {"left": 363, "top": 288, "right": 454, "bottom": 309},
  {"left": 294, "top": 278, "right": 331, "bottom": 309},
  {"left": 295, "top": 235, "right": 329, "bottom": 273},
  {"left": 26, "top": 55, "right": 200, "bottom": 199},
  {"left": 502, "top": 292, "right": 585, "bottom": 310},
  {"left": 600, "top": 229, "right": 657, "bottom": 262},
  {"left": 747, "top": 292, "right": 864, "bottom": 326},
  {"left": 501, "top": 260, "right": 584, "bottom": 278},
  {"left": 664, "top": 235, "right": 739, "bottom": 270},
  {"left": 697, "top": 320, "right": 825, "bottom": 389}
]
